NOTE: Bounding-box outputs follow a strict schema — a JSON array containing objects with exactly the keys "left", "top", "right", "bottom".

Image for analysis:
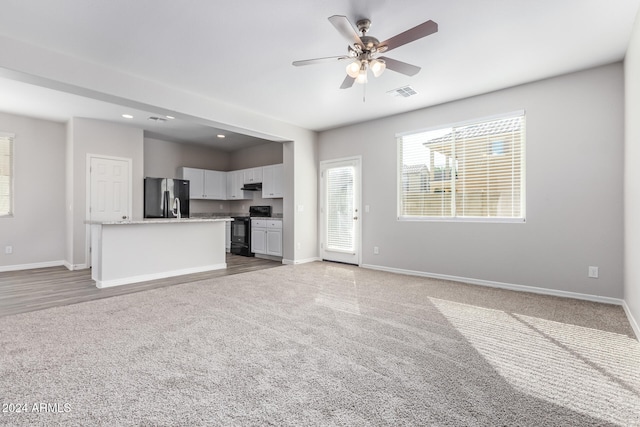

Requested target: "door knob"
[
  {"left": 353, "top": 216, "right": 358, "bottom": 220},
  {"left": 122, "top": 215, "right": 127, "bottom": 220}
]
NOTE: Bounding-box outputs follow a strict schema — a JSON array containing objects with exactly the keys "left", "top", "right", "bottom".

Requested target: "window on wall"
[
  {"left": 398, "top": 112, "right": 525, "bottom": 222},
  {"left": 0, "top": 132, "right": 14, "bottom": 217}
]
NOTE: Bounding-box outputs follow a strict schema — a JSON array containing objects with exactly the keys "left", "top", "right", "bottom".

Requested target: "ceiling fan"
[{"left": 293, "top": 15, "right": 438, "bottom": 89}]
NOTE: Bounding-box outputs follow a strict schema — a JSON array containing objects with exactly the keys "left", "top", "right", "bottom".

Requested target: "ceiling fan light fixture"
[
  {"left": 346, "top": 60, "right": 361, "bottom": 78},
  {"left": 356, "top": 66, "right": 368, "bottom": 84},
  {"left": 370, "top": 59, "right": 386, "bottom": 77}
]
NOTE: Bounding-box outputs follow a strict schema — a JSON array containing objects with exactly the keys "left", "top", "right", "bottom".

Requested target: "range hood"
[{"left": 241, "top": 183, "right": 262, "bottom": 191}]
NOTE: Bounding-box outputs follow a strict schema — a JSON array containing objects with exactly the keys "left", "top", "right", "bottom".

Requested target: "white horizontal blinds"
[
  {"left": 399, "top": 129, "right": 453, "bottom": 217},
  {"left": 326, "top": 165, "right": 355, "bottom": 252},
  {"left": 0, "top": 135, "right": 12, "bottom": 216},
  {"left": 399, "top": 113, "right": 525, "bottom": 219},
  {"left": 454, "top": 115, "right": 524, "bottom": 218}
]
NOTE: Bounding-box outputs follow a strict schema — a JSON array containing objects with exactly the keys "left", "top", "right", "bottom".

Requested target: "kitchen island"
[{"left": 88, "top": 218, "right": 232, "bottom": 288}]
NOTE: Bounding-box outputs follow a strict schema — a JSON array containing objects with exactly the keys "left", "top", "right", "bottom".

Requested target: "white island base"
[{"left": 90, "top": 218, "right": 231, "bottom": 288}]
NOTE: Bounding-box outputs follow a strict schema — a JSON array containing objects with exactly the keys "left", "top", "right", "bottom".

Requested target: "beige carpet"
[{"left": 1, "top": 262, "right": 638, "bottom": 426}]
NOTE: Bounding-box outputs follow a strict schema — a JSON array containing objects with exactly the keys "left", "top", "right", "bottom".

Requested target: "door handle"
[
  {"left": 353, "top": 216, "right": 358, "bottom": 220},
  {"left": 122, "top": 215, "right": 128, "bottom": 220}
]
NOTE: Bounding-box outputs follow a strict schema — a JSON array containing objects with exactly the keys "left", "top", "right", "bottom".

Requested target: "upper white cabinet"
[
  {"left": 262, "top": 164, "right": 284, "bottom": 199},
  {"left": 182, "top": 164, "right": 282, "bottom": 200},
  {"left": 180, "top": 167, "right": 227, "bottom": 200},
  {"left": 181, "top": 167, "right": 204, "bottom": 199},
  {"left": 206, "top": 170, "right": 227, "bottom": 200},
  {"left": 226, "top": 170, "right": 250, "bottom": 200},
  {"left": 243, "top": 167, "right": 263, "bottom": 184}
]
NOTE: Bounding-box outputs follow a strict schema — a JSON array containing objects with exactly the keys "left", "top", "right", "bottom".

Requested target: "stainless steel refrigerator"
[{"left": 144, "top": 178, "right": 190, "bottom": 218}]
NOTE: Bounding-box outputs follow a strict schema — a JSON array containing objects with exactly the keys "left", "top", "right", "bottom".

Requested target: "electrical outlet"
[
  {"left": 5, "top": 246, "right": 13, "bottom": 254},
  {"left": 374, "top": 246, "right": 379, "bottom": 255},
  {"left": 365, "top": 205, "right": 370, "bottom": 213},
  {"left": 588, "top": 266, "right": 599, "bottom": 278}
]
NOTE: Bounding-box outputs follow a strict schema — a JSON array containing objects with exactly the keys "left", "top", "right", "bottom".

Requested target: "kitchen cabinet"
[
  {"left": 204, "top": 170, "right": 227, "bottom": 199},
  {"left": 225, "top": 221, "right": 231, "bottom": 253},
  {"left": 243, "top": 167, "right": 263, "bottom": 184},
  {"left": 226, "top": 170, "right": 250, "bottom": 200},
  {"left": 251, "top": 218, "right": 282, "bottom": 257},
  {"left": 180, "top": 167, "right": 226, "bottom": 200},
  {"left": 181, "top": 167, "right": 204, "bottom": 199},
  {"left": 251, "top": 220, "right": 267, "bottom": 254},
  {"left": 262, "top": 164, "right": 284, "bottom": 198}
]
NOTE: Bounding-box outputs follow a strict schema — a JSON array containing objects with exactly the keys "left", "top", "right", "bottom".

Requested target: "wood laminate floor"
[{"left": 0, "top": 254, "right": 283, "bottom": 318}]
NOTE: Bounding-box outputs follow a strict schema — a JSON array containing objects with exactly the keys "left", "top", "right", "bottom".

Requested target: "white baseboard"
[
  {"left": 282, "top": 257, "right": 321, "bottom": 265},
  {"left": 361, "top": 263, "right": 625, "bottom": 306},
  {"left": 0, "top": 260, "right": 65, "bottom": 273},
  {"left": 622, "top": 300, "right": 640, "bottom": 341},
  {"left": 95, "top": 263, "right": 227, "bottom": 289},
  {"left": 63, "top": 261, "right": 88, "bottom": 271}
]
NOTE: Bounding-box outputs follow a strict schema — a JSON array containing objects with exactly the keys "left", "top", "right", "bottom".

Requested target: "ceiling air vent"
[
  {"left": 147, "top": 116, "right": 167, "bottom": 123},
  {"left": 387, "top": 85, "right": 418, "bottom": 98}
]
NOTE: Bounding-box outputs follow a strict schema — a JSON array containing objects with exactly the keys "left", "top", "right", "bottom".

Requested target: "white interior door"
[
  {"left": 320, "top": 157, "right": 361, "bottom": 265},
  {"left": 89, "top": 156, "right": 131, "bottom": 222}
]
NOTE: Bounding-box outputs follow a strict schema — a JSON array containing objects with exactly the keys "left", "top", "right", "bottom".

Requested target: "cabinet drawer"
[
  {"left": 267, "top": 220, "right": 282, "bottom": 229},
  {"left": 251, "top": 219, "right": 267, "bottom": 228}
]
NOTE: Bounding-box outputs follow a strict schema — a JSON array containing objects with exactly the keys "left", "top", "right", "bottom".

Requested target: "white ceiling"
[{"left": 0, "top": 0, "right": 638, "bottom": 148}]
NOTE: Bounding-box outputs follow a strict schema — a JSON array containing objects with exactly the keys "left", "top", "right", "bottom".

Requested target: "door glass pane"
[{"left": 326, "top": 166, "right": 354, "bottom": 252}]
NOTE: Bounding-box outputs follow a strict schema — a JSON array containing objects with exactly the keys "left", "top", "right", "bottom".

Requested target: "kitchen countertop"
[
  {"left": 191, "top": 213, "right": 283, "bottom": 219},
  {"left": 86, "top": 217, "right": 233, "bottom": 225}
]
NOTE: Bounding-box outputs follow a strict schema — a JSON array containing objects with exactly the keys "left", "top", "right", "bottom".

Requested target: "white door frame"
[
  {"left": 319, "top": 156, "right": 362, "bottom": 266},
  {"left": 85, "top": 154, "right": 133, "bottom": 267}
]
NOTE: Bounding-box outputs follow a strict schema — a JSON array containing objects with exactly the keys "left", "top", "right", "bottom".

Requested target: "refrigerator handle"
[{"left": 163, "top": 190, "right": 170, "bottom": 218}]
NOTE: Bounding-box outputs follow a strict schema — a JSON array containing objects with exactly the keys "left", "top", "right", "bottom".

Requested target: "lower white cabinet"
[
  {"left": 225, "top": 221, "right": 231, "bottom": 253},
  {"left": 251, "top": 219, "right": 282, "bottom": 257}
]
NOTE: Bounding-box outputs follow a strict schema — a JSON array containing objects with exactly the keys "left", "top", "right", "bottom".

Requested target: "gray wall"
[
  {"left": 318, "top": 63, "right": 624, "bottom": 299},
  {"left": 625, "top": 11, "right": 640, "bottom": 333},
  {"left": 143, "top": 137, "right": 231, "bottom": 177},
  {"left": 0, "top": 112, "right": 66, "bottom": 268},
  {"left": 68, "top": 118, "right": 144, "bottom": 268},
  {"left": 228, "top": 142, "right": 283, "bottom": 170}
]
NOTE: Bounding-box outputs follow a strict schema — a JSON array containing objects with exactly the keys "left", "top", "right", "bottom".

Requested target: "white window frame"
[
  {"left": 0, "top": 132, "right": 14, "bottom": 218},
  {"left": 397, "top": 111, "right": 526, "bottom": 223}
]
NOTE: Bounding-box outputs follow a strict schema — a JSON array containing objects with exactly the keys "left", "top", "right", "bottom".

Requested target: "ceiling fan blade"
[
  {"left": 340, "top": 75, "right": 355, "bottom": 89},
  {"left": 378, "top": 20, "right": 438, "bottom": 53},
  {"left": 292, "top": 56, "right": 350, "bottom": 66},
  {"left": 379, "top": 57, "right": 421, "bottom": 76},
  {"left": 328, "top": 15, "right": 364, "bottom": 48}
]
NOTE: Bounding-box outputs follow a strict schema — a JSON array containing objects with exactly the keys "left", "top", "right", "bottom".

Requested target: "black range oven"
[{"left": 231, "top": 205, "right": 272, "bottom": 257}]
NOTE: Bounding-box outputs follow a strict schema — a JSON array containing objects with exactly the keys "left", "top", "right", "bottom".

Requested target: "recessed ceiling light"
[
  {"left": 165, "top": 115, "right": 175, "bottom": 120},
  {"left": 122, "top": 114, "right": 134, "bottom": 119},
  {"left": 217, "top": 134, "right": 225, "bottom": 138}
]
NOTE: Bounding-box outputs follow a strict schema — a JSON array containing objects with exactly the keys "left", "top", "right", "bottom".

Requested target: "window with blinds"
[
  {"left": 0, "top": 133, "right": 13, "bottom": 217},
  {"left": 398, "top": 112, "right": 525, "bottom": 221}
]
